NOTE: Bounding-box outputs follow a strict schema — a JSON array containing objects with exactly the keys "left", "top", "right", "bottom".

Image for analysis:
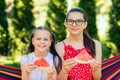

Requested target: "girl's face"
[
  {"left": 32, "top": 30, "right": 52, "bottom": 53},
  {"left": 65, "top": 12, "right": 87, "bottom": 35}
]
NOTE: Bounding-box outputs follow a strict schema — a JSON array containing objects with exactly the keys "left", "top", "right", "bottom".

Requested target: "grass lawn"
[{"left": 0, "top": 55, "right": 20, "bottom": 68}]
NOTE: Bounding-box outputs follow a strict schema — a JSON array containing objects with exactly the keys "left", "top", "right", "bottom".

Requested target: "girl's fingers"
[
  {"left": 64, "top": 59, "right": 77, "bottom": 66},
  {"left": 63, "top": 59, "right": 78, "bottom": 73},
  {"left": 91, "top": 61, "right": 101, "bottom": 68},
  {"left": 46, "top": 67, "right": 55, "bottom": 79},
  {"left": 90, "top": 61, "right": 101, "bottom": 72},
  {"left": 47, "top": 70, "right": 54, "bottom": 75},
  {"left": 25, "top": 64, "right": 36, "bottom": 73},
  {"left": 46, "top": 67, "right": 54, "bottom": 73}
]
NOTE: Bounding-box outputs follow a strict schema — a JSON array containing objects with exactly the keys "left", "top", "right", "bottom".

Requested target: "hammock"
[
  {"left": 102, "top": 54, "right": 120, "bottom": 80},
  {"left": 0, "top": 54, "right": 120, "bottom": 80},
  {"left": 0, "top": 65, "right": 21, "bottom": 80}
]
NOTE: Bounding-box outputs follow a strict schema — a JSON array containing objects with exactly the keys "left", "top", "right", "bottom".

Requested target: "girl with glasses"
[{"left": 56, "top": 8, "right": 102, "bottom": 80}]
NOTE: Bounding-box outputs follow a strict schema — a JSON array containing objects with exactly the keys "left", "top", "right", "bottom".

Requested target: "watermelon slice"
[
  {"left": 34, "top": 58, "right": 50, "bottom": 69},
  {"left": 75, "top": 49, "right": 94, "bottom": 64}
]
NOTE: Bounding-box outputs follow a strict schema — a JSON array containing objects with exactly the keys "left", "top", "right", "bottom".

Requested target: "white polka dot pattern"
[{"left": 64, "top": 45, "right": 93, "bottom": 80}]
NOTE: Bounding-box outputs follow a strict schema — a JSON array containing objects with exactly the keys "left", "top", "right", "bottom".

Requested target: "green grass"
[
  {"left": 4, "top": 62, "right": 20, "bottom": 68},
  {"left": 0, "top": 55, "right": 20, "bottom": 68}
]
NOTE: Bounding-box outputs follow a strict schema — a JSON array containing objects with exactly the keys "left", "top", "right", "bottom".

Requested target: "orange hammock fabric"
[{"left": 0, "top": 54, "right": 120, "bottom": 80}]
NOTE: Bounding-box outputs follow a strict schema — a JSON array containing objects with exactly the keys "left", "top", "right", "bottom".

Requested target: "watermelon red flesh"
[
  {"left": 75, "top": 49, "right": 93, "bottom": 63},
  {"left": 34, "top": 58, "right": 50, "bottom": 67}
]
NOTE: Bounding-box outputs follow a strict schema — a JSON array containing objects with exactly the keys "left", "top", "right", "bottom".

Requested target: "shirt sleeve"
[{"left": 20, "top": 55, "right": 29, "bottom": 66}]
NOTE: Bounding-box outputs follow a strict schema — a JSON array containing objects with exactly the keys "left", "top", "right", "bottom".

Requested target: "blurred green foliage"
[
  {"left": 109, "top": 0, "right": 120, "bottom": 53},
  {"left": 10, "top": 0, "right": 35, "bottom": 61},
  {"left": 0, "top": 0, "right": 9, "bottom": 55},
  {"left": 0, "top": 0, "right": 35, "bottom": 62},
  {"left": 78, "top": 0, "right": 98, "bottom": 39},
  {"left": 45, "top": 0, "right": 67, "bottom": 42}
]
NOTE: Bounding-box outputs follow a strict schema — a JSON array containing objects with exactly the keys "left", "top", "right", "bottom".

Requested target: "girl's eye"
[
  {"left": 68, "top": 19, "right": 73, "bottom": 22},
  {"left": 36, "top": 38, "right": 49, "bottom": 41},
  {"left": 36, "top": 38, "right": 41, "bottom": 40},
  {"left": 76, "top": 20, "right": 82, "bottom": 23},
  {"left": 44, "top": 38, "right": 49, "bottom": 41}
]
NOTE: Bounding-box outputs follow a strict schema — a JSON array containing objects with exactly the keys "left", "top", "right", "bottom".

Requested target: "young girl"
[
  {"left": 56, "top": 8, "right": 102, "bottom": 80},
  {"left": 20, "top": 26, "right": 62, "bottom": 80}
]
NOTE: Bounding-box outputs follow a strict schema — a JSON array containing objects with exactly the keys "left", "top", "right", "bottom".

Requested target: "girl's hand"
[
  {"left": 90, "top": 60, "right": 101, "bottom": 72},
  {"left": 25, "top": 63, "right": 36, "bottom": 74},
  {"left": 62, "top": 59, "right": 78, "bottom": 74},
  {"left": 45, "top": 67, "right": 55, "bottom": 80}
]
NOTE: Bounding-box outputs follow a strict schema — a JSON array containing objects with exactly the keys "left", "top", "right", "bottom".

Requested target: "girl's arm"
[
  {"left": 21, "top": 63, "right": 36, "bottom": 80},
  {"left": 21, "top": 64, "right": 29, "bottom": 80},
  {"left": 47, "top": 67, "right": 58, "bottom": 80},
  {"left": 55, "top": 42, "right": 77, "bottom": 80},
  {"left": 57, "top": 59, "right": 77, "bottom": 80},
  {"left": 55, "top": 42, "right": 68, "bottom": 80},
  {"left": 90, "top": 60, "right": 101, "bottom": 80},
  {"left": 91, "top": 40, "right": 102, "bottom": 80},
  {"left": 57, "top": 68, "right": 68, "bottom": 80}
]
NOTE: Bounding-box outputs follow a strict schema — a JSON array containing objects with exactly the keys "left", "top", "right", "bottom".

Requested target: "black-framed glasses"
[{"left": 66, "top": 19, "right": 86, "bottom": 26}]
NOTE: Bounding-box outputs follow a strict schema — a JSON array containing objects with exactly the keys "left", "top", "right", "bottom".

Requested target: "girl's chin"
[
  {"left": 71, "top": 32, "right": 80, "bottom": 35},
  {"left": 38, "top": 50, "right": 46, "bottom": 52},
  {"left": 35, "top": 49, "right": 46, "bottom": 52}
]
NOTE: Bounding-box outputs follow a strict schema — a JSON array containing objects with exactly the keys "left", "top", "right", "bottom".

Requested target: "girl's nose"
[
  {"left": 40, "top": 39, "right": 44, "bottom": 43},
  {"left": 73, "top": 22, "right": 77, "bottom": 26}
]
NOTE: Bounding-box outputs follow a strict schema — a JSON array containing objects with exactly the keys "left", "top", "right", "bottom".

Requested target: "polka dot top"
[{"left": 63, "top": 41, "right": 93, "bottom": 80}]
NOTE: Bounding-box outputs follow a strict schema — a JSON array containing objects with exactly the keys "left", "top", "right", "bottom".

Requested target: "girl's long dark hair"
[
  {"left": 66, "top": 8, "right": 95, "bottom": 58},
  {"left": 50, "top": 33, "right": 62, "bottom": 74},
  {"left": 26, "top": 26, "right": 62, "bottom": 74}
]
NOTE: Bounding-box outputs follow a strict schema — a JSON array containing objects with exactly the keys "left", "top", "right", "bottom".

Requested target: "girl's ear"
[
  {"left": 49, "top": 40, "right": 52, "bottom": 47},
  {"left": 32, "top": 38, "right": 34, "bottom": 45},
  {"left": 50, "top": 39, "right": 52, "bottom": 44},
  {"left": 84, "top": 21, "right": 88, "bottom": 29}
]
